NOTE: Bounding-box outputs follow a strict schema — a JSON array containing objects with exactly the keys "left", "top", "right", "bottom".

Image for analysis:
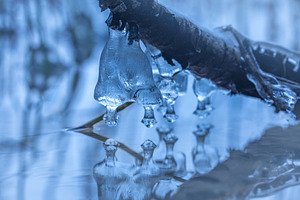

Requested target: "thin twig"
[{"left": 68, "top": 102, "right": 134, "bottom": 131}]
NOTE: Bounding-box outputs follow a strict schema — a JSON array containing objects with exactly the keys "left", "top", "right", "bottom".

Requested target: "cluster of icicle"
[{"left": 94, "top": 22, "right": 220, "bottom": 128}]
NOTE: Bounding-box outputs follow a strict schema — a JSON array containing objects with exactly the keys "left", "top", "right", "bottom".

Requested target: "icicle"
[
  {"left": 157, "top": 77, "right": 179, "bottom": 122},
  {"left": 193, "top": 97, "right": 213, "bottom": 118},
  {"left": 173, "top": 70, "right": 189, "bottom": 96},
  {"left": 122, "top": 23, "right": 162, "bottom": 128},
  {"left": 193, "top": 78, "right": 216, "bottom": 118},
  {"left": 141, "top": 106, "right": 157, "bottom": 128},
  {"left": 103, "top": 105, "right": 119, "bottom": 127},
  {"left": 164, "top": 104, "right": 178, "bottom": 123},
  {"left": 94, "top": 27, "right": 131, "bottom": 127}
]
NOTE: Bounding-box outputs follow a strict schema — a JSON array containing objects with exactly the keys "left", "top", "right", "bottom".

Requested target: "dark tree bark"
[{"left": 98, "top": 0, "right": 300, "bottom": 111}]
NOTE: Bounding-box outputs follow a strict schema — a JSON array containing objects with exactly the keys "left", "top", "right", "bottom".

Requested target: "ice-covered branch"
[{"left": 98, "top": 0, "right": 300, "bottom": 112}]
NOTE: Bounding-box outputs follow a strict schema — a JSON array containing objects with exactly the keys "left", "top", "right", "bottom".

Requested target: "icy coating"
[{"left": 246, "top": 69, "right": 297, "bottom": 113}]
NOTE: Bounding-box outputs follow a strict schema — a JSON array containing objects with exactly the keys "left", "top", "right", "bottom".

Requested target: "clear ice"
[
  {"left": 120, "top": 25, "right": 162, "bottom": 128},
  {"left": 93, "top": 139, "right": 129, "bottom": 200},
  {"left": 94, "top": 25, "right": 162, "bottom": 127},
  {"left": 153, "top": 126, "right": 173, "bottom": 165},
  {"left": 94, "top": 28, "right": 131, "bottom": 126},
  {"left": 117, "top": 140, "right": 160, "bottom": 200},
  {"left": 145, "top": 44, "right": 184, "bottom": 123},
  {"left": 173, "top": 70, "right": 189, "bottom": 96},
  {"left": 193, "top": 78, "right": 217, "bottom": 118},
  {"left": 157, "top": 77, "right": 179, "bottom": 122},
  {"left": 246, "top": 70, "right": 297, "bottom": 113},
  {"left": 160, "top": 133, "right": 186, "bottom": 177},
  {"left": 192, "top": 124, "right": 219, "bottom": 174}
]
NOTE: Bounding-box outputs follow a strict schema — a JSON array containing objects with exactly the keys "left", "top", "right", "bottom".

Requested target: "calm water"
[{"left": 1, "top": 76, "right": 299, "bottom": 200}]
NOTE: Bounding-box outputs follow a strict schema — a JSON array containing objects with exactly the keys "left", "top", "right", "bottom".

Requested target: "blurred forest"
[{"left": 1, "top": 0, "right": 300, "bottom": 200}]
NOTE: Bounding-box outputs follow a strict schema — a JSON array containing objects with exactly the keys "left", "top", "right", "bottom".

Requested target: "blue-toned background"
[{"left": 0, "top": 0, "right": 300, "bottom": 199}]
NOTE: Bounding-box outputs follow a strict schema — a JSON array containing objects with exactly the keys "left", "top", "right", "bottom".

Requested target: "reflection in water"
[
  {"left": 192, "top": 124, "right": 219, "bottom": 175},
  {"left": 160, "top": 134, "right": 186, "bottom": 177},
  {"left": 93, "top": 139, "right": 129, "bottom": 200},
  {"left": 117, "top": 140, "right": 160, "bottom": 200}
]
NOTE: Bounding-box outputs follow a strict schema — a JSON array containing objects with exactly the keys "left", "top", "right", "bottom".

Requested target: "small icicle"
[
  {"left": 157, "top": 98, "right": 168, "bottom": 115},
  {"left": 141, "top": 106, "right": 157, "bottom": 128},
  {"left": 157, "top": 77, "right": 179, "bottom": 122},
  {"left": 104, "top": 106, "right": 119, "bottom": 127},
  {"left": 192, "top": 78, "right": 216, "bottom": 118},
  {"left": 193, "top": 98, "right": 212, "bottom": 118},
  {"left": 164, "top": 104, "right": 178, "bottom": 123}
]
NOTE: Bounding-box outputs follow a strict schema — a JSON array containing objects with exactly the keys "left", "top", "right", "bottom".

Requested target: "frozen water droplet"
[
  {"left": 193, "top": 98, "right": 213, "bottom": 118},
  {"left": 173, "top": 71, "right": 189, "bottom": 96},
  {"left": 193, "top": 78, "right": 216, "bottom": 101},
  {"left": 158, "top": 77, "right": 179, "bottom": 102},
  {"left": 141, "top": 106, "right": 157, "bottom": 128},
  {"left": 157, "top": 98, "right": 168, "bottom": 115},
  {"left": 134, "top": 88, "right": 161, "bottom": 128},
  {"left": 164, "top": 104, "right": 178, "bottom": 123},
  {"left": 103, "top": 106, "right": 119, "bottom": 127}
]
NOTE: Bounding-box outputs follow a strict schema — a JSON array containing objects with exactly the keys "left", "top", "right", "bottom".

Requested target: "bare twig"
[{"left": 69, "top": 102, "right": 133, "bottom": 131}]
